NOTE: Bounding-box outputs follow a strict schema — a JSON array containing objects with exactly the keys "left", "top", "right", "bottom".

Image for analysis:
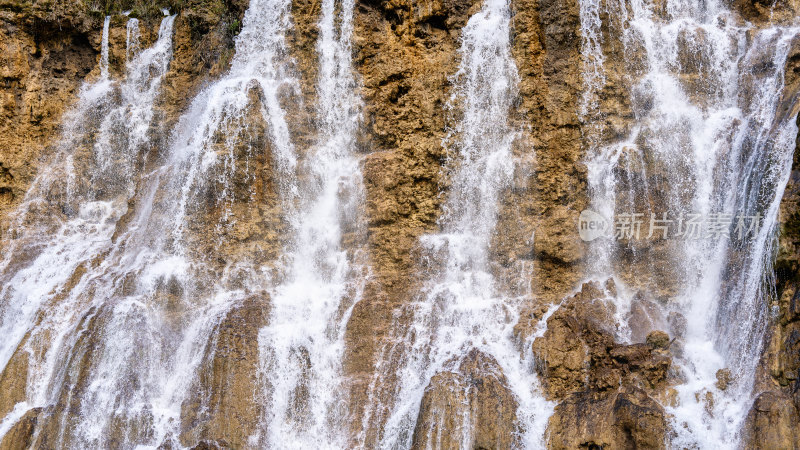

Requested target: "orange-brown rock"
[
  {"left": 533, "top": 281, "right": 671, "bottom": 399},
  {"left": 179, "top": 296, "right": 268, "bottom": 448},
  {"left": 344, "top": 0, "right": 481, "bottom": 440},
  {"left": 157, "top": 0, "right": 249, "bottom": 133},
  {"left": 0, "top": 4, "right": 98, "bottom": 230},
  {"left": 743, "top": 391, "right": 800, "bottom": 450},
  {"left": 760, "top": 50, "right": 800, "bottom": 430},
  {"left": 733, "top": 0, "right": 800, "bottom": 24},
  {"left": 411, "top": 349, "right": 520, "bottom": 450},
  {"left": 508, "top": 0, "right": 588, "bottom": 325},
  {"left": 531, "top": 281, "right": 670, "bottom": 449},
  {"left": 0, "top": 407, "right": 41, "bottom": 450},
  {"left": 547, "top": 387, "right": 667, "bottom": 450},
  {"left": 0, "top": 343, "right": 29, "bottom": 421},
  {"left": 646, "top": 330, "right": 670, "bottom": 350},
  {"left": 715, "top": 368, "right": 733, "bottom": 391}
]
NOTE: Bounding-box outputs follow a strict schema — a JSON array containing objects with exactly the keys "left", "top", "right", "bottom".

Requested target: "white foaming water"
[
  {"left": 166, "top": 0, "right": 299, "bottom": 233},
  {"left": 365, "top": 0, "right": 554, "bottom": 447},
  {"left": 0, "top": 14, "right": 175, "bottom": 377},
  {"left": 579, "top": 0, "right": 800, "bottom": 446},
  {"left": 100, "top": 16, "right": 110, "bottom": 78},
  {"left": 0, "top": 0, "right": 363, "bottom": 445},
  {"left": 251, "top": 0, "right": 364, "bottom": 447},
  {"left": 54, "top": 0, "right": 303, "bottom": 445},
  {"left": 0, "top": 14, "right": 178, "bottom": 447},
  {"left": 126, "top": 18, "right": 141, "bottom": 62}
]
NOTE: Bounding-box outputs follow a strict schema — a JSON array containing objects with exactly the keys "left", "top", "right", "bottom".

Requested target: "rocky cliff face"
[{"left": 0, "top": 0, "right": 799, "bottom": 448}]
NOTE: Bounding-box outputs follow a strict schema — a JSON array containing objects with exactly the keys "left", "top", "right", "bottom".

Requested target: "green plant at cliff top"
[
  {"left": 95, "top": 0, "right": 182, "bottom": 18},
  {"left": 227, "top": 18, "right": 240, "bottom": 37}
]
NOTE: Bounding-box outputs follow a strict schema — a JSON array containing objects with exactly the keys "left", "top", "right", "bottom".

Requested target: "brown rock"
[
  {"left": 0, "top": 341, "right": 30, "bottom": 420},
  {"left": 646, "top": 330, "right": 670, "bottom": 350},
  {"left": 180, "top": 296, "right": 268, "bottom": 448},
  {"left": 189, "top": 439, "right": 230, "bottom": 450},
  {"left": 744, "top": 391, "right": 800, "bottom": 450},
  {"left": 532, "top": 281, "right": 671, "bottom": 399},
  {"left": 411, "top": 349, "right": 520, "bottom": 450},
  {"left": 509, "top": 0, "right": 589, "bottom": 318},
  {"left": 0, "top": 8, "right": 97, "bottom": 230},
  {"left": 547, "top": 388, "right": 667, "bottom": 450},
  {"left": 343, "top": 0, "right": 481, "bottom": 440},
  {"left": 733, "top": 0, "right": 800, "bottom": 24},
  {"left": 763, "top": 68, "right": 800, "bottom": 432},
  {"left": 715, "top": 368, "right": 733, "bottom": 391},
  {"left": 629, "top": 297, "right": 668, "bottom": 344},
  {"left": 0, "top": 407, "right": 41, "bottom": 450},
  {"left": 1, "top": 0, "right": 798, "bottom": 446}
]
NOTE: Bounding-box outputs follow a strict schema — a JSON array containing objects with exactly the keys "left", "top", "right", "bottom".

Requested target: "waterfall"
[
  {"left": 126, "top": 18, "right": 141, "bottom": 63},
  {"left": 0, "top": 0, "right": 365, "bottom": 445},
  {"left": 252, "top": 0, "right": 364, "bottom": 446},
  {"left": 1, "top": 0, "right": 797, "bottom": 446},
  {"left": 57, "top": 0, "right": 303, "bottom": 444},
  {"left": 579, "top": 0, "right": 800, "bottom": 446},
  {"left": 365, "top": 0, "right": 554, "bottom": 447},
  {"left": 0, "top": 14, "right": 177, "bottom": 446},
  {"left": 0, "top": 0, "right": 294, "bottom": 444},
  {"left": 100, "top": 16, "right": 110, "bottom": 79}
]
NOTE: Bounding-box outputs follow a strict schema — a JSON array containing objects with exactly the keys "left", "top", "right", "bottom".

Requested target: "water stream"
[
  {"left": 364, "top": 0, "right": 554, "bottom": 447},
  {"left": 252, "top": 0, "right": 365, "bottom": 447},
  {"left": 579, "top": 0, "right": 800, "bottom": 445},
  {"left": 0, "top": 0, "right": 797, "bottom": 447}
]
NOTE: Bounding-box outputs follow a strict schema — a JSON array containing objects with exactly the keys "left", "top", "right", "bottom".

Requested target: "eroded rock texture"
[
  {"left": 344, "top": 0, "right": 483, "bottom": 438},
  {"left": 0, "top": 0, "right": 799, "bottom": 448},
  {"left": 548, "top": 388, "right": 667, "bottom": 450},
  {"left": 751, "top": 36, "right": 800, "bottom": 450},
  {"left": 411, "top": 349, "right": 520, "bottom": 450},
  {"left": 0, "top": 2, "right": 97, "bottom": 225},
  {"left": 533, "top": 281, "right": 671, "bottom": 448}
]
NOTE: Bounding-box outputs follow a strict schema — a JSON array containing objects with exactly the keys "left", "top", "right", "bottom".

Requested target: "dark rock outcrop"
[{"left": 744, "top": 391, "right": 800, "bottom": 450}]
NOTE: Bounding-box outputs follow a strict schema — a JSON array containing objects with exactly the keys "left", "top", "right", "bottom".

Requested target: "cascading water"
[
  {"left": 0, "top": 0, "right": 300, "bottom": 443},
  {"left": 0, "top": 14, "right": 178, "bottom": 446},
  {"left": 126, "top": 17, "right": 141, "bottom": 63},
  {"left": 579, "top": 0, "right": 800, "bottom": 446},
  {"left": 363, "top": 0, "right": 554, "bottom": 447},
  {"left": 251, "top": 0, "right": 365, "bottom": 447},
  {"left": 100, "top": 15, "right": 111, "bottom": 78},
  {"left": 0, "top": 0, "right": 367, "bottom": 445},
  {"left": 2, "top": 0, "right": 798, "bottom": 447},
  {"left": 51, "top": 0, "right": 303, "bottom": 445}
]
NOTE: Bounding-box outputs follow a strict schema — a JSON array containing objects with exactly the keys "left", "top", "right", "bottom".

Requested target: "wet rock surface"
[
  {"left": 760, "top": 49, "right": 800, "bottom": 448},
  {"left": 744, "top": 391, "right": 800, "bottom": 450},
  {"left": 179, "top": 297, "right": 268, "bottom": 448},
  {"left": 0, "top": 407, "right": 41, "bottom": 450},
  {"left": 344, "top": 0, "right": 482, "bottom": 439},
  {"left": 548, "top": 388, "right": 667, "bottom": 450},
  {"left": 411, "top": 349, "right": 520, "bottom": 450},
  {"left": 533, "top": 282, "right": 671, "bottom": 448},
  {"left": 0, "top": 0, "right": 799, "bottom": 447},
  {"left": 533, "top": 281, "right": 671, "bottom": 399}
]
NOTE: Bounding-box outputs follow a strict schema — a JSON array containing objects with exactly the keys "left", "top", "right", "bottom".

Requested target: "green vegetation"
[
  {"left": 89, "top": 0, "right": 227, "bottom": 20},
  {"left": 226, "top": 17, "right": 239, "bottom": 37}
]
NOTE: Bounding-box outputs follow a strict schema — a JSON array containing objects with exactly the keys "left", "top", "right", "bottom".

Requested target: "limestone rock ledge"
[
  {"left": 547, "top": 388, "right": 667, "bottom": 450},
  {"left": 411, "top": 349, "right": 520, "bottom": 450},
  {"left": 533, "top": 281, "right": 672, "bottom": 449},
  {"left": 751, "top": 36, "right": 800, "bottom": 449}
]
